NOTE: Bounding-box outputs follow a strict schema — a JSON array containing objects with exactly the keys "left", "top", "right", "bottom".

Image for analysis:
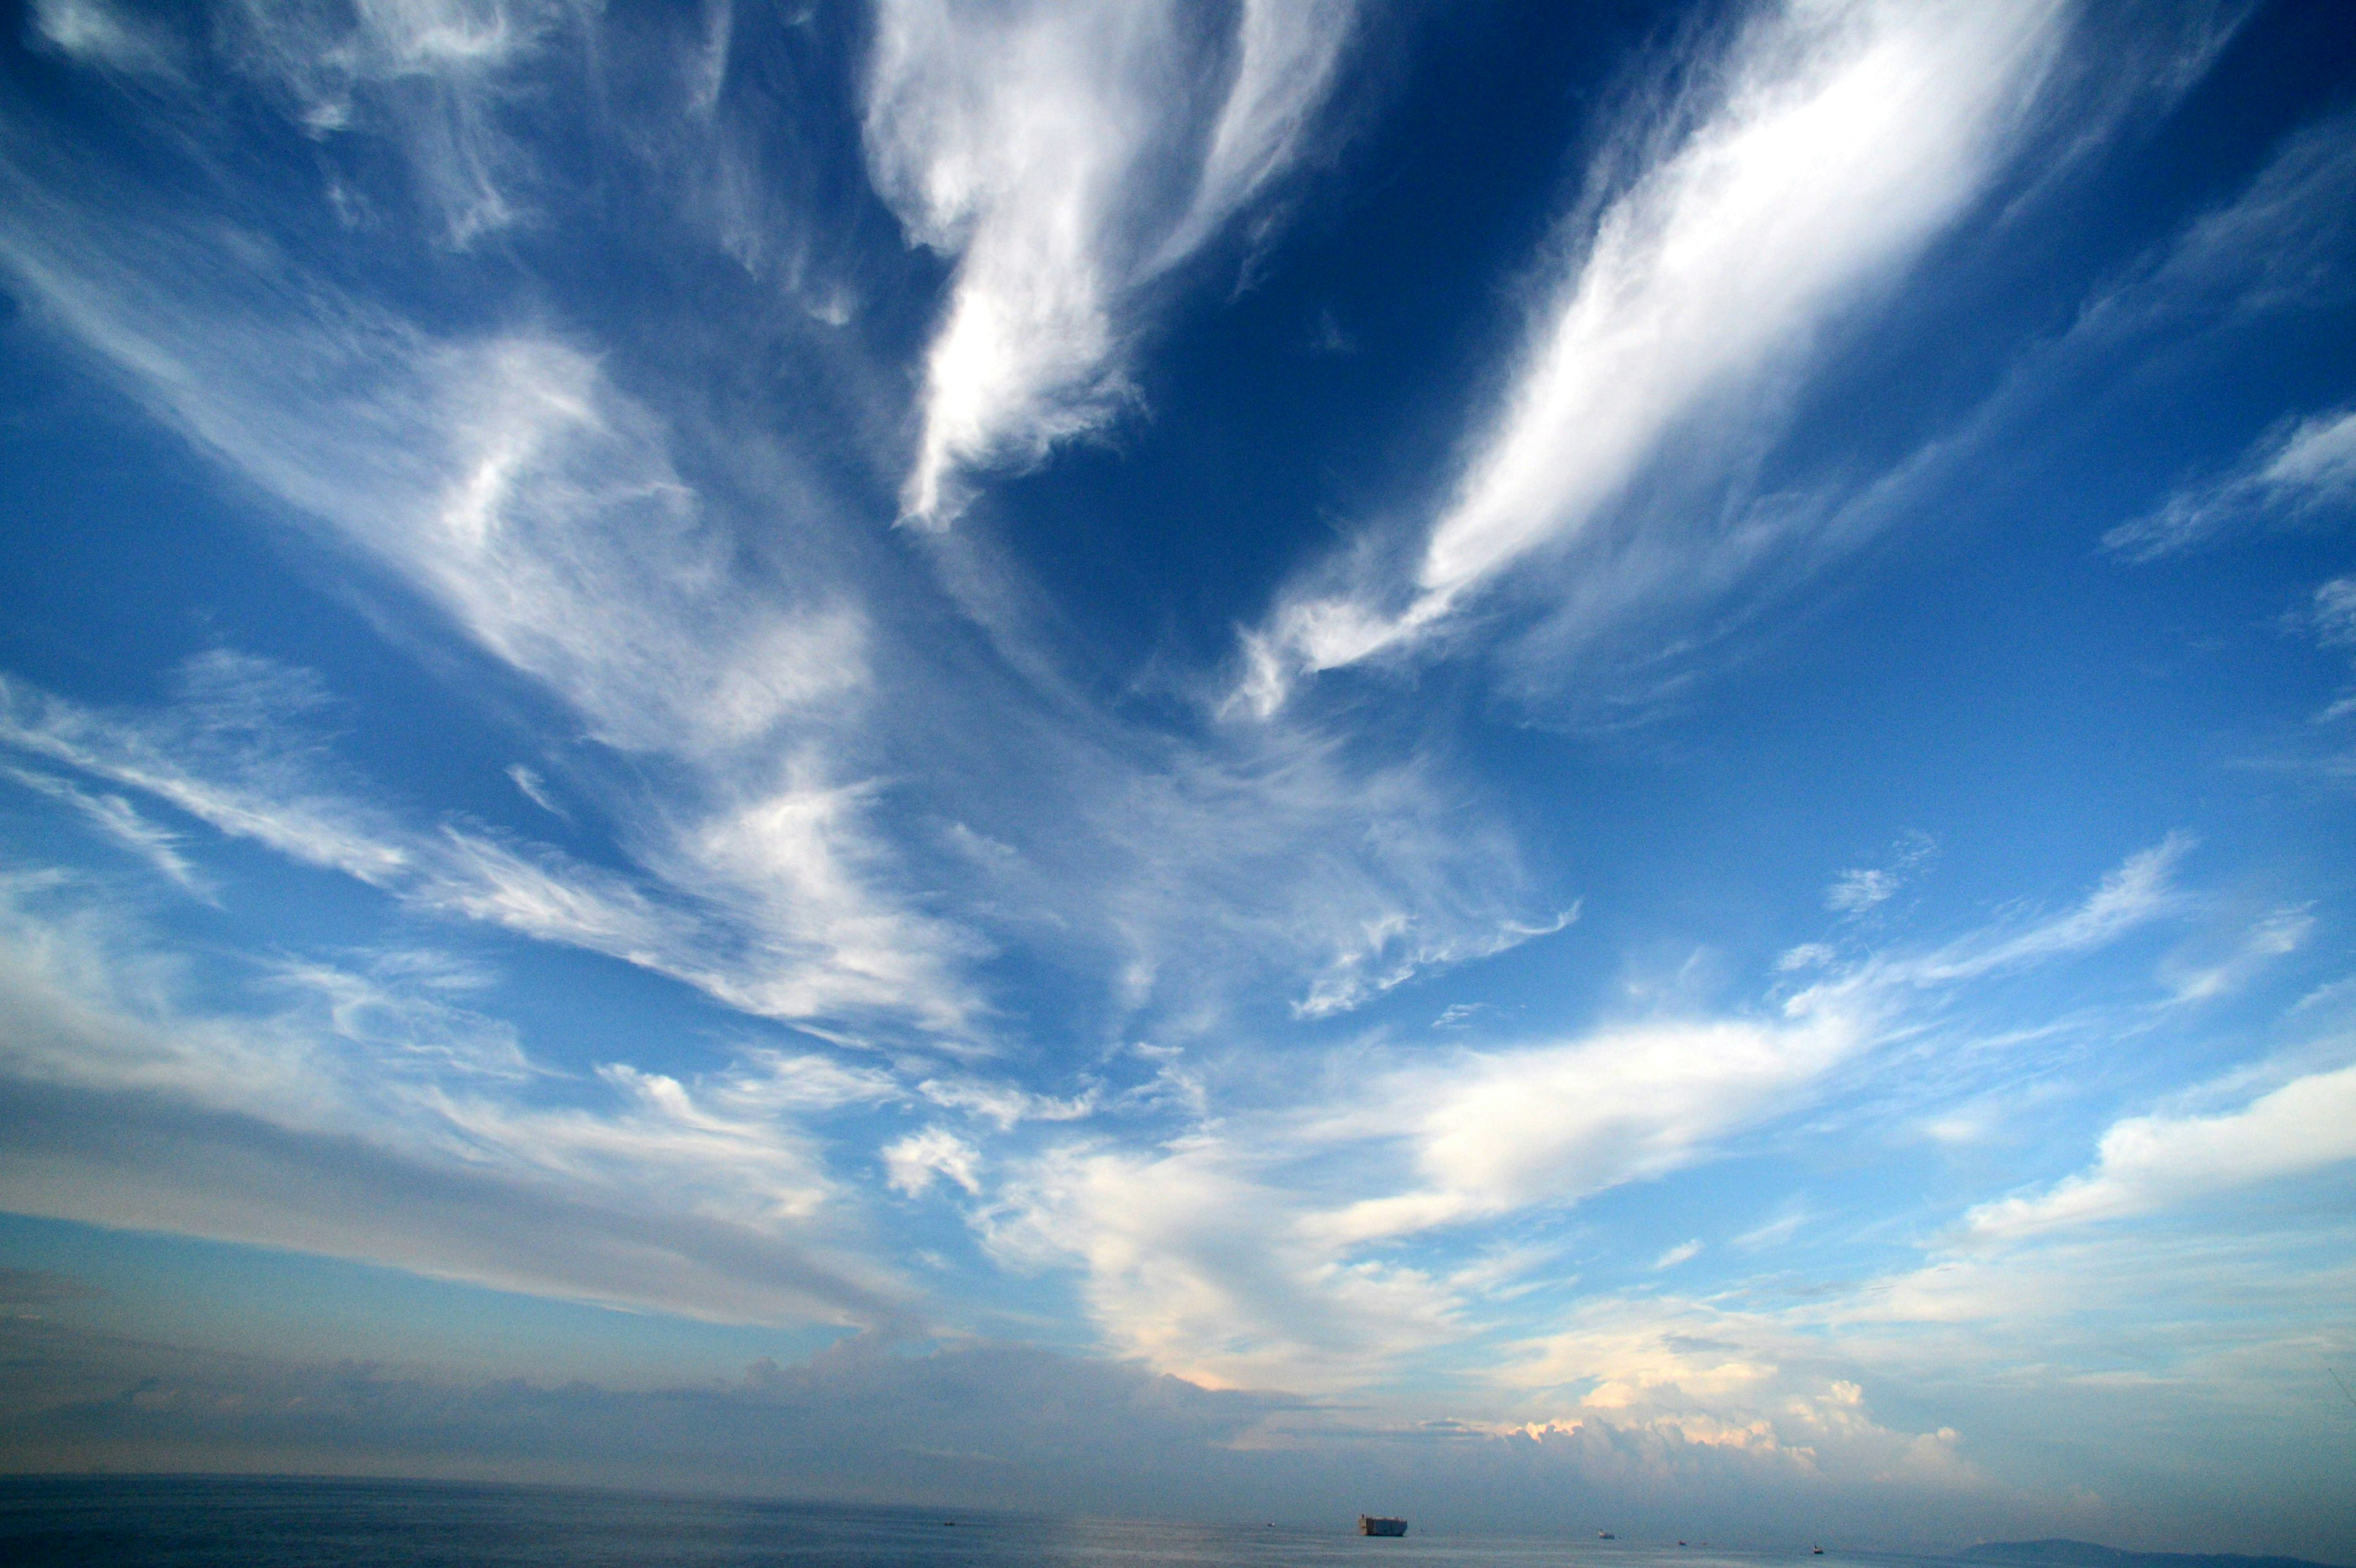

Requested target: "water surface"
[{"left": 0, "top": 1475, "right": 1936, "bottom": 1568}]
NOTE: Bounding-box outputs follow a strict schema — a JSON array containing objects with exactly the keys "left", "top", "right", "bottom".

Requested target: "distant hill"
[{"left": 1965, "top": 1540, "right": 2347, "bottom": 1568}]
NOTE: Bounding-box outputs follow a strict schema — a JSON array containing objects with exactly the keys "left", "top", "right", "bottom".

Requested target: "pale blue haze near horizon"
[{"left": 0, "top": 0, "right": 2352, "bottom": 1559}]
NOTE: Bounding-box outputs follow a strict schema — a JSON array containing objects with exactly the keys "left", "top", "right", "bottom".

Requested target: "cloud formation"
[
  {"left": 2108, "top": 405, "right": 2356, "bottom": 559},
  {"left": 1242, "top": 0, "right": 2068, "bottom": 710},
  {"left": 865, "top": 0, "right": 1358, "bottom": 523},
  {"left": 1966, "top": 1062, "right": 2356, "bottom": 1240},
  {"left": 0, "top": 868, "right": 920, "bottom": 1327},
  {"left": 979, "top": 837, "right": 2219, "bottom": 1394},
  {"left": 1, "top": 1, "right": 2351, "bottom": 1548}
]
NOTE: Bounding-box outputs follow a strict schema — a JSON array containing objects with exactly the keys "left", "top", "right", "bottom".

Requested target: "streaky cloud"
[
  {"left": 1242, "top": 0, "right": 2070, "bottom": 712},
  {"left": 1966, "top": 1060, "right": 2356, "bottom": 1240},
  {"left": 2106, "top": 405, "right": 2356, "bottom": 559},
  {"left": 0, "top": 875, "right": 911, "bottom": 1326},
  {"left": 214, "top": 0, "right": 573, "bottom": 245},
  {"left": 0, "top": 659, "right": 983, "bottom": 1038},
  {"left": 864, "top": 0, "right": 1359, "bottom": 524},
  {"left": 0, "top": 765, "right": 211, "bottom": 896},
  {"left": 0, "top": 196, "right": 870, "bottom": 755},
  {"left": 27, "top": 0, "right": 183, "bottom": 79}
]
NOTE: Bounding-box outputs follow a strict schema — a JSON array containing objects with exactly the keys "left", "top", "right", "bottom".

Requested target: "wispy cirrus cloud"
[
  {"left": 980, "top": 1010, "right": 1875, "bottom": 1389},
  {"left": 27, "top": 0, "right": 183, "bottom": 78},
  {"left": 0, "top": 656, "right": 985, "bottom": 1040},
  {"left": 982, "top": 837, "right": 2200, "bottom": 1392},
  {"left": 0, "top": 870, "right": 912, "bottom": 1326},
  {"left": 1, "top": 765, "right": 210, "bottom": 896},
  {"left": 1881, "top": 831, "right": 2192, "bottom": 986},
  {"left": 0, "top": 657, "right": 415, "bottom": 888},
  {"left": 0, "top": 202, "right": 869, "bottom": 756},
  {"left": 1965, "top": 1059, "right": 2356, "bottom": 1241},
  {"left": 1240, "top": 0, "right": 2070, "bottom": 713},
  {"left": 215, "top": 0, "right": 574, "bottom": 245},
  {"left": 0, "top": 44, "right": 1543, "bottom": 1051},
  {"left": 1826, "top": 830, "right": 1938, "bottom": 916},
  {"left": 882, "top": 1124, "right": 982, "bottom": 1198},
  {"left": 864, "top": 0, "right": 1359, "bottom": 523},
  {"left": 2107, "top": 405, "right": 2356, "bottom": 559}
]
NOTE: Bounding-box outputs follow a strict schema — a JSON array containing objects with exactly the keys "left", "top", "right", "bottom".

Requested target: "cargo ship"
[{"left": 1360, "top": 1516, "right": 1409, "bottom": 1537}]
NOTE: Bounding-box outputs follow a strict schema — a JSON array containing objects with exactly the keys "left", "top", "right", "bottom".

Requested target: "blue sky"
[{"left": 1, "top": 0, "right": 2353, "bottom": 1551}]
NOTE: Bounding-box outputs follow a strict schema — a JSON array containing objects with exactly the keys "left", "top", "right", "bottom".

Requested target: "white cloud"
[
  {"left": 1, "top": 765, "right": 209, "bottom": 895},
  {"left": 864, "top": 0, "right": 1358, "bottom": 523},
  {"left": 2160, "top": 905, "right": 2312, "bottom": 1004},
  {"left": 1311, "top": 1012, "right": 1866, "bottom": 1247},
  {"left": 0, "top": 38, "right": 1574, "bottom": 1055},
  {"left": 1966, "top": 1063, "right": 2356, "bottom": 1240},
  {"left": 0, "top": 132, "right": 999, "bottom": 1033},
  {"left": 2107, "top": 406, "right": 2356, "bottom": 559},
  {"left": 1485, "top": 1299, "right": 1987, "bottom": 1502},
  {"left": 264, "top": 949, "right": 534, "bottom": 1085},
  {"left": 0, "top": 661, "right": 980, "bottom": 1039},
  {"left": 504, "top": 764, "right": 566, "bottom": 818},
  {"left": 1152, "top": 0, "right": 1358, "bottom": 267},
  {"left": 1066, "top": 821, "right": 2300, "bottom": 1396},
  {"left": 2306, "top": 575, "right": 2356, "bottom": 647},
  {"left": 1827, "top": 867, "right": 1900, "bottom": 914},
  {"left": 985, "top": 1137, "right": 1461, "bottom": 1391},
  {"left": 0, "top": 187, "right": 868, "bottom": 758},
  {"left": 215, "top": 0, "right": 573, "bottom": 243},
  {"left": 0, "top": 659, "right": 414, "bottom": 886},
  {"left": 1651, "top": 1239, "right": 1703, "bottom": 1271},
  {"left": 28, "top": 0, "right": 182, "bottom": 77},
  {"left": 883, "top": 1125, "right": 982, "bottom": 1197},
  {"left": 415, "top": 828, "right": 679, "bottom": 961},
  {"left": 1082, "top": 732, "right": 1566, "bottom": 1030},
  {"left": 667, "top": 769, "right": 989, "bottom": 1037},
  {"left": 980, "top": 836, "right": 2218, "bottom": 1391},
  {"left": 915, "top": 1076, "right": 1095, "bottom": 1131},
  {"left": 1826, "top": 829, "right": 1938, "bottom": 915},
  {"left": 1890, "top": 832, "right": 2191, "bottom": 986},
  {"left": 985, "top": 1003, "right": 1868, "bottom": 1390},
  {"left": 1293, "top": 905, "right": 1577, "bottom": 1021},
  {"left": 1242, "top": 0, "right": 2068, "bottom": 709},
  {"left": 0, "top": 871, "right": 910, "bottom": 1323}
]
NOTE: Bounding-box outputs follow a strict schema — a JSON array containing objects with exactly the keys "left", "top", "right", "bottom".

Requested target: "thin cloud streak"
[
  {"left": 865, "top": 0, "right": 1358, "bottom": 524},
  {"left": 1242, "top": 0, "right": 2069, "bottom": 712},
  {"left": 2108, "top": 405, "right": 2356, "bottom": 559}
]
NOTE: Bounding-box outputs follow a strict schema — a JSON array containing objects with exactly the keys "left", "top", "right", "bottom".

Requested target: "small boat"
[
  {"left": 1600, "top": 1532, "right": 1617, "bottom": 1540},
  {"left": 1360, "top": 1516, "right": 1409, "bottom": 1537},
  {"left": 1814, "top": 1550, "right": 1825, "bottom": 1556}
]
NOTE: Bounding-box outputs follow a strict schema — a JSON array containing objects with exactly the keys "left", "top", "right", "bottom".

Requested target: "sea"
[{"left": 0, "top": 1474, "right": 1965, "bottom": 1568}]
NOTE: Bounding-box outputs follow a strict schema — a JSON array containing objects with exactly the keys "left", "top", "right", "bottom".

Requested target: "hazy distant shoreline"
[{"left": 1968, "top": 1540, "right": 2349, "bottom": 1568}]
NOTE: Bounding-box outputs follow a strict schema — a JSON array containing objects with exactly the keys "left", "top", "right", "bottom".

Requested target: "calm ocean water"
[{"left": 0, "top": 1475, "right": 1958, "bottom": 1568}]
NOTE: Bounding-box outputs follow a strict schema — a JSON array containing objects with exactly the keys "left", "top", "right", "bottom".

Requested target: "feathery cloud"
[
  {"left": 1242, "top": 0, "right": 2068, "bottom": 712},
  {"left": 1966, "top": 1062, "right": 2356, "bottom": 1240},
  {"left": 865, "top": 0, "right": 1358, "bottom": 523},
  {"left": 2108, "top": 405, "right": 2356, "bottom": 559}
]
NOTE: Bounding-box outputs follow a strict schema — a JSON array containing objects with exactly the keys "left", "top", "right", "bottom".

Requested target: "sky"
[{"left": 0, "top": 0, "right": 2352, "bottom": 1554}]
